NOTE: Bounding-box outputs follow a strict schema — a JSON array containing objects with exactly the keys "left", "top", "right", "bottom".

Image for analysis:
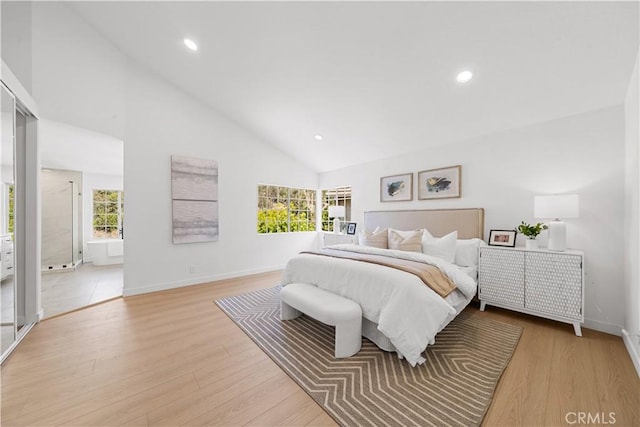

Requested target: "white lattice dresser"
[{"left": 478, "top": 246, "right": 584, "bottom": 336}]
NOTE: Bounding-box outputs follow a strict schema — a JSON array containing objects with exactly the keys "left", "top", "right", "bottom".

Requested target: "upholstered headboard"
[{"left": 364, "top": 208, "right": 485, "bottom": 240}]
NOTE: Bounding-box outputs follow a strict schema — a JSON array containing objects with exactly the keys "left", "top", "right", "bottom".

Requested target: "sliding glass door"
[
  {"left": 1, "top": 82, "right": 17, "bottom": 356},
  {"left": 1, "top": 79, "right": 37, "bottom": 362}
]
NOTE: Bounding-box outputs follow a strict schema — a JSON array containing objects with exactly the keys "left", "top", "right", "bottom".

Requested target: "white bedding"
[{"left": 281, "top": 244, "right": 477, "bottom": 366}]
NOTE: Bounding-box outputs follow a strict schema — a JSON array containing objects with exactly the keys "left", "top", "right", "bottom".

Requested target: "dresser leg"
[
  {"left": 480, "top": 301, "right": 486, "bottom": 312},
  {"left": 573, "top": 322, "right": 582, "bottom": 337}
]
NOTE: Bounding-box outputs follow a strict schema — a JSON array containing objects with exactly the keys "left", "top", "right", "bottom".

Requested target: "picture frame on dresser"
[
  {"left": 346, "top": 222, "right": 357, "bottom": 235},
  {"left": 488, "top": 229, "right": 517, "bottom": 247}
]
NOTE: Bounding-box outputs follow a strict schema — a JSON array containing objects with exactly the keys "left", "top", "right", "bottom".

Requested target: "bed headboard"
[{"left": 364, "top": 208, "right": 485, "bottom": 240}]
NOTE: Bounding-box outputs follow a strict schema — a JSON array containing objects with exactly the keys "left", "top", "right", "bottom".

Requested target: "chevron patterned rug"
[{"left": 215, "top": 286, "right": 522, "bottom": 427}]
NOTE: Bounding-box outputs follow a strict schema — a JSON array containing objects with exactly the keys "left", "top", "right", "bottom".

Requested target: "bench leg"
[
  {"left": 280, "top": 301, "right": 302, "bottom": 321},
  {"left": 334, "top": 317, "right": 362, "bottom": 358}
]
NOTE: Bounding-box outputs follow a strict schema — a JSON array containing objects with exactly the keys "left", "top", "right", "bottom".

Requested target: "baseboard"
[
  {"left": 622, "top": 329, "right": 640, "bottom": 378},
  {"left": 582, "top": 318, "right": 623, "bottom": 336},
  {"left": 122, "top": 265, "right": 284, "bottom": 297}
]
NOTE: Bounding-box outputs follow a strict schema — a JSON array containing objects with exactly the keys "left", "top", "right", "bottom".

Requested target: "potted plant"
[{"left": 516, "top": 221, "right": 548, "bottom": 250}]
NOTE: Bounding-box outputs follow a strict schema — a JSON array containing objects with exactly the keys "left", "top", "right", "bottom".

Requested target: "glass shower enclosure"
[{"left": 41, "top": 169, "right": 82, "bottom": 270}]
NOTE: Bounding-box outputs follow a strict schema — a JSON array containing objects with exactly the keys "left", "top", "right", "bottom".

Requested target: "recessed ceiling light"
[
  {"left": 314, "top": 134, "right": 323, "bottom": 141},
  {"left": 456, "top": 70, "right": 473, "bottom": 83},
  {"left": 184, "top": 38, "right": 198, "bottom": 52}
]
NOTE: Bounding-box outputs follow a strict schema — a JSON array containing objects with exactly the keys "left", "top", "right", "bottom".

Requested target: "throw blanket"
[{"left": 301, "top": 248, "right": 457, "bottom": 298}]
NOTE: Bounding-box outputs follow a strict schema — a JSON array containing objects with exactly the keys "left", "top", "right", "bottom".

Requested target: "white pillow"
[
  {"left": 455, "top": 238, "right": 483, "bottom": 267},
  {"left": 388, "top": 229, "right": 422, "bottom": 252},
  {"left": 358, "top": 227, "right": 388, "bottom": 249},
  {"left": 421, "top": 230, "right": 458, "bottom": 264}
]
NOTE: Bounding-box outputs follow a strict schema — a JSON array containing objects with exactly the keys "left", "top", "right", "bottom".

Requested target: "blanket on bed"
[{"left": 301, "top": 248, "right": 457, "bottom": 298}]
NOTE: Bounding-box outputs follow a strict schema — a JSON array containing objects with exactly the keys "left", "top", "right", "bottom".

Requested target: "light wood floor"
[{"left": 1, "top": 271, "right": 638, "bottom": 426}]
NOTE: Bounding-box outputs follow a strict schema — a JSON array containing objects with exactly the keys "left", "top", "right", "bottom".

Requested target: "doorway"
[{"left": 38, "top": 121, "right": 124, "bottom": 319}]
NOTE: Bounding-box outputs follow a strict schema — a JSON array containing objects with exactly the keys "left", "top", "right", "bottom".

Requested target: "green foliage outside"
[
  {"left": 257, "top": 202, "right": 316, "bottom": 233},
  {"left": 321, "top": 208, "right": 330, "bottom": 231},
  {"left": 93, "top": 190, "right": 123, "bottom": 238},
  {"left": 8, "top": 185, "right": 14, "bottom": 234},
  {"left": 257, "top": 185, "right": 316, "bottom": 233}
]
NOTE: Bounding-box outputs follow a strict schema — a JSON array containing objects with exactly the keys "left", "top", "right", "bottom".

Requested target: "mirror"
[{"left": 1, "top": 83, "right": 16, "bottom": 356}]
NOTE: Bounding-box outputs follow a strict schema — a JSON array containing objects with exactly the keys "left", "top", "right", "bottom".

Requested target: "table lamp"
[
  {"left": 328, "top": 205, "right": 345, "bottom": 234},
  {"left": 534, "top": 194, "right": 579, "bottom": 251}
]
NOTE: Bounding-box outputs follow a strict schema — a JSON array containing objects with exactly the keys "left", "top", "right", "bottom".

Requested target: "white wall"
[
  {"left": 124, "top": 65, "right": 318, "bottom": 295},
  {"left": 31, "top": 2, "right": 125, "bottom": 140},
  {"left": 1, "top": 1, "right": 32, "bottom": 94},
  {"left": 1, "top": 164, "right": 11, "bottom": 183},
  {"left": 624, "top": 49, "right": 640, "bottom": 376},
  {"left": 320, "top": 106, "right": 626, "bottom": 335},
  {"left": 39, "top": 119, "right": 123, "bottom": 176}
]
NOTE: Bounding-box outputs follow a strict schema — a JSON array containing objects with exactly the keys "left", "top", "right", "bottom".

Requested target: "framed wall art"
[
  {"left": 380, "top": 173, "right": 413, "bottom": 202},
  {"left": 418, "top": 165, "right": 461, "bottom": 200},
  {"left": 488, "top": 229, "right": 517, "bottom": 247},
  {"left": 171, "top": 155, "right": 219, "bottom": 244}
]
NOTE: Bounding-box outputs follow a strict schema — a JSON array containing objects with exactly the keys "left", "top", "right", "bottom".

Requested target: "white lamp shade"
[
  {"left": 328, "top": 205, "right": 345, "bottom": 218},
  {"left": 534, "top": 195, "right": 579, "bottom": 219}
]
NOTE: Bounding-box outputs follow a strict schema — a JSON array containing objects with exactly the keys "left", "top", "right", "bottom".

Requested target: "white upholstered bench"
[{"left": 280, "top": 283, "right": 362, "bottom": 358}]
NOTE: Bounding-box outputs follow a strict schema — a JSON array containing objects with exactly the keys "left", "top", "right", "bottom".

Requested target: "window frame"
[
  {"left": 92, "top": 189, "right": 124, "bottom": 239},
  {"left": 320, "top": 186, "right": 352, "bottom": 232},
  {"left": 257, "top": 184, "right": 316, "bottom": 234},
  {"left": 4, "top": 183, "right": 14, "bottom": 235}
]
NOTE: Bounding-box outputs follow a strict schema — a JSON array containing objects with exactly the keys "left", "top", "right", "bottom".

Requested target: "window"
[
  {"left": 321, "top": 187, "right": 352, "bottom": 232},
  {"left": 257, "top": 185, "right": 316, "bottom": 233},
  {"left": 93, "top": 190, "right": 124, "bottom": 238},
  {"left": 7, "top": 184, "right": 14, "bottom": 234}
]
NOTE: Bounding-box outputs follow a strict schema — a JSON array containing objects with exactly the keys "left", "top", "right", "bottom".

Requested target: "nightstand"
[
  {"left": 478, "top": 246, "right": 584, "bottom": 336},
  {"left": 320, "top": 232, "right": 356, "bottom": 248}
]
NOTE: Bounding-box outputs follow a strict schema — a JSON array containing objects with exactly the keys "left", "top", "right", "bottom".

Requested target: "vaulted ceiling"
[{"left": 69, "top": 1, "right": 638, "bottom": 172}]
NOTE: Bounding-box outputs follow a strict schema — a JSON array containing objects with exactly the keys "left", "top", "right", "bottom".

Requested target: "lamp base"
[
  {"left": 547, "top": 220, "right": 567, "bottom": 251},
  {"left": 333, "top": 218, "right": 341, "bottom": 234}
]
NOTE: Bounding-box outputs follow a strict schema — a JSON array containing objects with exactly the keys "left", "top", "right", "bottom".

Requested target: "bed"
[{"left": 281, "top": 208, "right": 485, "bottom": 366}]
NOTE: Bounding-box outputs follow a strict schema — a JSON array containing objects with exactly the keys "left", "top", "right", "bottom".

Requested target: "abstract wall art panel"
[{"left": 171, "top": 155, "right": 219, "bottom": 244}]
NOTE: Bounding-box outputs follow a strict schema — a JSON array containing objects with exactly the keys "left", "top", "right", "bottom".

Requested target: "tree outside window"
[
  {"left": 7, "top": 184, "right": 14, "bottom": 234},
  {"left": 257, "top": 185, "right": 316, "bottom": 233},
  {"left": 93, "top": 190, "right": 124, "bottom": 238}
]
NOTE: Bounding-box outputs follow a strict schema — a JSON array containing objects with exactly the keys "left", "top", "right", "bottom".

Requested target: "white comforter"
[{"left": 281, "top": 244, "right": 477, "bottom": 366}]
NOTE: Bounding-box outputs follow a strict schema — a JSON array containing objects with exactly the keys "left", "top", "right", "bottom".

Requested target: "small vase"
[{"left": 525, "top": 238, "right": 539, "bottom": 250}]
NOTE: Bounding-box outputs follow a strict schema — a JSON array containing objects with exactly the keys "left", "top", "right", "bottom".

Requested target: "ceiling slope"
[{"left": 68, "top": 1, "right": 639, "bottom": 172}]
